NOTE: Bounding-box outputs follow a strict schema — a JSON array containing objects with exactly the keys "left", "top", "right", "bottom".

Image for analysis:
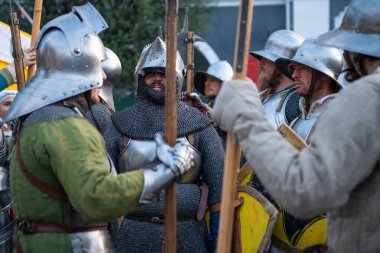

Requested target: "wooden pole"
[
  {"left": 185, "top": 31, "right": 194, "bottom": 95},
  {"left": 27, "top": 0, "right": 43, "bottom": 81},
  {"left": 9, "top": 12, "right": 25, "bottom": 91},
  {"left": 217, "top": 0, "right": 253, "bottom": 252},
  {"left": 164, "top": 0, "right": 178, "bottom": 252}
]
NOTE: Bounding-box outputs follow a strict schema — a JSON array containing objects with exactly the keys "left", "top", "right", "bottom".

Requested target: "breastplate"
[
  {"left": 291, "top": 117, "right": 318, "bottom": 141},
  {"left": 263, "top": 89, "right": 294, "bottom": 129},
  {"left": 118, "top": 138, "right": 202, "bottom": 184}
]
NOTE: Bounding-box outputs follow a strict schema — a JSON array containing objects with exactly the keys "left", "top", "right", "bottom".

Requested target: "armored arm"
[{"left": 139, "top": 133, "right": 194, "bottom": 204}]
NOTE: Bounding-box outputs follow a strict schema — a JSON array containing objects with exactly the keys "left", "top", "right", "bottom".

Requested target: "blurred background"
[{"left": 0, "top": 0, "right": 351, "bottom": 109}]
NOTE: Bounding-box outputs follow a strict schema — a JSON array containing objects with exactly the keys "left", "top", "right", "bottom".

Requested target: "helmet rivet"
[
  {"left": 85, "top": 65, "right": 89, "bottom": 68},
  {"left": 74, "top": 48, "right": 81, "bottom": 54},
  {"left": 42, "top": 95, "right": 47, "bottom": 100},
  {"left": 72, "top": 66, "right": 75, "bottom": 69},
  {"left": 301, "top": 53, "right": 304, "bottom": 56},
  {"left": 58, "top": 66, "right": 62, "bottom": 70},
  {"left": 314, "top": 58, "right": 317, "bottom": 61}
]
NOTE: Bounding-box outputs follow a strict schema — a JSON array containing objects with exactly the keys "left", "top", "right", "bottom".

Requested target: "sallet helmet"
[{"left": 5, "top": 3, "right": 108, "bottom": 122}]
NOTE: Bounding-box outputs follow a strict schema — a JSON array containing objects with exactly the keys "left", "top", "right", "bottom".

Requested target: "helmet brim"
[
  {"left": 194, "top": 71, "right": 207, "bottom": 95},
  {"left": 275, "top": 58, "right": 342, "bottom": 87},
  {"left": 275, "top": 58, "right": 294, "bottom": 80},
  {"left": 317, "top": 28, "right": 380, "bottom": 58},
  {"left": 249, "top": 50, "right": 281, "bottom": 62}
]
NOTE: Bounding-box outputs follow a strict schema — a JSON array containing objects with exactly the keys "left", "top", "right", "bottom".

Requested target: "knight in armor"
[
  {"left": 4, "top": 4, "right": 195, "bottom": 253},
  {"left": 257, "top": 39, "right": 343, "bottom": 253},
  {"left": 276, "top": 38, "right": 343, "bottom": 143},
  {"left": 250, "top": 30, "right": 304, "bottom": 129},
  {"left": 212, "top": 0, "right": 380, "bottom": 252},
  {"left": 107, "top": 36, "right": 225, "bottom": 252}
]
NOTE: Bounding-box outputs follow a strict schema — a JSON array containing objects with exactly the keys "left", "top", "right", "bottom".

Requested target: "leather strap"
[
  {"left": 18, "top": 220, "right": 108, "bottom": 234},
  {"left": 276, "top": 87, "right": 297, "bottom": 112},
  {"left": 16, "top": 123, "right": 68, "bottom": 202},
  {"left": 210, "top": 197, "right": 244, "bottom": 213},
  {"left": 12, "top": 228, "right": 23, "bottom": 253},
  {"left": 196, "top": 182, "right": 209, "bottom": 220}
]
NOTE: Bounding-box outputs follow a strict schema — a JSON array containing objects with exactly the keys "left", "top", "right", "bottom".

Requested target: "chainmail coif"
[{"left": 111, "top": 78, "right": 211, "bottom": 140}]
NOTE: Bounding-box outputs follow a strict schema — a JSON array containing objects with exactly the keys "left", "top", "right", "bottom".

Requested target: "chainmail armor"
[
  {"left": 23, "top": 105, "right": 82, "bottom": 126},
  {"left": 111, "top": 79, "right": 211, "bottom": 140},
  {"left": 106, "top": 80, "right": 225, "bottom": 253}
]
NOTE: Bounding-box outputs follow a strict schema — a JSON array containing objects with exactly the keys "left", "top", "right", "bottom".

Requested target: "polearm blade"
[
  {"left": 217, "top": 0, "right": 253, "bottom": 252},
  {"left": 164, "top": 0, "right": 178, "bottom": 252},
  {"left": 27, "top": 0, "right": 43, "bottom": 81}
]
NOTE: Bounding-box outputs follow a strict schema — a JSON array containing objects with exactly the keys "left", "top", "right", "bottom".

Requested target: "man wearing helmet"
[
  {"left": 5, "top": 4, "right": 195, "bottom": 253},
  {"left": 276, "top": 39, "right": 343, "bottom": 142},
  {"left": 194, "top": 60, "right": 233, "bottom": 108},
  {"left": 212, "top": 0, "right": 380, "bottom": 252},
  {"left": 193, "top": 60, "right": 233, "bottom": 148},
  {"left": 250, "top": 30, "right": 304, "bottom": 129},
  {"left": 107, "top": 37, "right": 224, "bottom": 252},
  {"left": 258, "top": 39, "right": 343, "bottom": 252}
]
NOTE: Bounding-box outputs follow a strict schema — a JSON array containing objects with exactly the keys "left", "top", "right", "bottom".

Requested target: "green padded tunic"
[{"left": 10, "top": 116, "right": 144, "bottom": 253}]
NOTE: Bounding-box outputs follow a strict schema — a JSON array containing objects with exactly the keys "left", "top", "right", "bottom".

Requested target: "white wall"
[{"left": 292, "top": 0, "right": 330, "bottom": 39}]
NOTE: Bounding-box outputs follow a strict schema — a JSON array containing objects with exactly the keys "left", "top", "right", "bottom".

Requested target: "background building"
[{"left": 201, "top": 0, "right": 350, "bottom": 64}]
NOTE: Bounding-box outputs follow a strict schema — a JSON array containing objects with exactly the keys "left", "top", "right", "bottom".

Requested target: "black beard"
[{"left": 136, "top": 77, "right": 166, "bottom": 105}]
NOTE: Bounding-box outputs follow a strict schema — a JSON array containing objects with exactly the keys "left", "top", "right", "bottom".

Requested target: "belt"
[
  {"left": 18, "top": 220, "right": 109, "bottom": 234},
  {"left": 126, "top": 215, "right": 196, "bottom": 224}
]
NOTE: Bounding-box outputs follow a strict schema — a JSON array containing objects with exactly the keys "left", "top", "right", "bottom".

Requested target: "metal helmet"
[
  {"left": 4, "top": 3, "right": 108, "bottom": 123},
  {"left": 250, "top": 30, "right": 304, "bottom": 62},
  {"left": 317, "top": 0, "right": 380, "bottom": 58},
  {"left": 194, "top": 60, "right": 233, "bottom": 95},
  {"left": 275, "top": 39, "right": 343, "bottom": 86},
  {"left": 99, "top": 48, "right": 122, "bottom": 111},
  {"left": 134, "top": 36, "right": 185, "bottom": 86}
]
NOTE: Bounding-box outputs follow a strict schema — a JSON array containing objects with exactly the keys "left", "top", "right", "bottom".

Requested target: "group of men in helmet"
[
  {"left": 1, "top": 0, "right": 379, "bottom": 252},
  {"left": 213, "top": 0, "right": 380, "bottom": 253}
]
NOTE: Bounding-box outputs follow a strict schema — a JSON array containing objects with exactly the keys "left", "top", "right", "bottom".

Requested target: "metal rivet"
[
  {"left": 74, "top": 48, "right": 81, "bottom": 54},
  {"left": 85, "top": 65, "right": 89, "bottom": 68}
]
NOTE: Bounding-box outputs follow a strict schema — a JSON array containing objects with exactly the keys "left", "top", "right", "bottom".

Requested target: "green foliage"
[{"left": 1, "top": 0, "right": 213, "bottom": 92}]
